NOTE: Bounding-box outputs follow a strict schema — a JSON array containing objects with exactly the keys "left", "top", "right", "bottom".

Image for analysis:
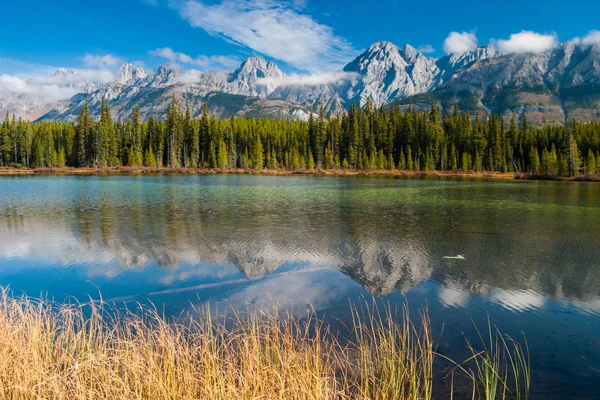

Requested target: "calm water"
[{"left": 1, "top": 175, "right": 599, "bottom": 398}]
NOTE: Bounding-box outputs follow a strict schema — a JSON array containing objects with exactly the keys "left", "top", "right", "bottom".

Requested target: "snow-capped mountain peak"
[
  {"left": 53, "top": 68, "right": 76, "bottom": 76},
  {"left": 148, "top": 64, "right": 182, "bottom": 87},
  {"left": 230, "top": 57, "right": 285, "bottom": 81},
  {"left": 4, "top": 40, "right": 600, "bottom": 127},
  {"left": 115, "top": 64, "right": 148, "bottom": 85},
  {"left": 227, "top": 56, "right": 286, "bottom": 96},
  {"left": 401, "top": 44, "right": 422, "bottom": 63}
]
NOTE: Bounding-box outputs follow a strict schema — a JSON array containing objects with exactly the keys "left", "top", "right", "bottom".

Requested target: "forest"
[{"left": 1, "top": 97, "right": 599, "bottom": 176}]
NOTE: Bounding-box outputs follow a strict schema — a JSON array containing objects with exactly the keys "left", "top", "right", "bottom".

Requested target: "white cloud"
[
  {"left": 494, "top": 31, "right": 558, "bottom": 54},
  {"left": 443, "top": 31, "right": 478, "bottom": 55},
  {"left": 0, "top": 68, "right": 115, "bottom": 101},
  {"left": 222, "top": 269, "right": 348, "bottom": 316},
  {"left": 489, "top": 288, "right": 546, "bottom": 312},
  {"left": 149, "top": 47, "right": 239, "bottom": 69},
  {"left": 582, "top": 30, "right": 600, "bottom": 45},
  {"left": 173, "top": 0, "right": 356, "bottom": 72},
  {"left": 418, "top": 44, "right": 435, "bottom": 54},
  {"left": 82, "top": 53, "right": 124, "bottom": 68},
  {"left": 257, "top": 71, "right": 358, "bottom": 88},
  {"left": 438, "top": 284, "right": 470, "bottom": 308},
  {"left": 176, "top": 69, "right": 204, "bottom": 84}
]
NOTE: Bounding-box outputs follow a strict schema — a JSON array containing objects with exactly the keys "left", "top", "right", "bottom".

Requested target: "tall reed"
[{"left": 0, "top": 290, "right": 529, "bottom": 400}]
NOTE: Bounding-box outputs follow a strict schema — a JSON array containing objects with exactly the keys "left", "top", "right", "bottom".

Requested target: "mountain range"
[{"left": 3, "top": 40, "right": 600, "bottom": 125}]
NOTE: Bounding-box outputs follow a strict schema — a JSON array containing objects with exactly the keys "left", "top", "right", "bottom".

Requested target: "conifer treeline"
[{"left": 1, "top": 98, "right": 600, "bottom": 176}]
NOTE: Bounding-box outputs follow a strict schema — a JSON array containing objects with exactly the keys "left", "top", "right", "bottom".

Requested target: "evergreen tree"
[
  {"left": 218, "top": 137, "right": 229, "bottom": 170},
  {"left": 450, "top": 143, "right": 458, "bottom": 171},
  {"left": 568, "top": 133, "right": 582, "bottom": 176},
  {"left": 307, "top": 152, "right": 316, "bottom": 170},
  {"left": 461, "top": 152, "right": 469, "bottom": 172},
  {"left": 585, "top": 149, "right": 596, "bottom": 175},
  {"left": 530, "top": 146, "right": 540, "bottom": 174},
  {"left": 324, "top": 147, "right": 334, "bottom": 170},
  {"left": 252, "top": 134, "right": 263, "bottom": 169},
  {"left": 406, "top": 147, "right": 413, "bottom": 171},
  {"left": 166, "top": 97, "right": 182, "bottom": 167},
  {"left": 398, "top": 149, "right": 406, "bottom": 170},
  {"left": 547, "top": 144, "right": 558, "bottom": 175},
  {"left": 144, "top": 146, "right": 157, "bottom": 168}
]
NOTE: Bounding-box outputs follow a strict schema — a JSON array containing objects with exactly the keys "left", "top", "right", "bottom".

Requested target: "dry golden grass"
[
  {"left": 0, "top": 290, "right": 529, "bottom": 400},
  {"left": 0, "top": 166, "right": 518, "bottom": 180}
]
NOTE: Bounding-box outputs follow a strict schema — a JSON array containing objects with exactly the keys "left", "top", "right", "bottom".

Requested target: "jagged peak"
[
  {"left": 154, "top": 63, "right": 180, "bottom": 74},
  {"left": 53, "top": 68, "right": 76, "bottom": 76},
  {"left": 240, "top": 56, "right": 268, "bottom": 66},
  {"left": 230, "top": 56, "right": 284, "bottom": 83},
  {"left": 115, "top": 63, "right": 148, "bottom": 85},
  {"left": 117, "top": 63, "right": 146, "bottom": 72},
  {"left": 236, "top": 56, "right": 282, "bottom": 73},
  {"left": 443, "top": 45, "right": 498, "bottom": 68},
  {"left": 344, "top": 41, "right": 407, "bottom": 73},
  {"left": 401, "top": 44, "right": 422, "bottom": 63},
  {"left": 367, "top": 41, "right": 400, "bottom": 52}
]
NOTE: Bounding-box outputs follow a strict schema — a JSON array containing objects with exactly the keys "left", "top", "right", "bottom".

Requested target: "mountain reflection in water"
[
  {"left": 2, "top": 175, "right": 600, "bottom": 398},
  {"left": 0, "top": 175, "right": 599, "bottom": 313}
]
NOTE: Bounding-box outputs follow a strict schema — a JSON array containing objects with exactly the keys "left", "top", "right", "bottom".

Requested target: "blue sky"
[{"left": 1, "top": 0, "right": 599, "bottom": 77}]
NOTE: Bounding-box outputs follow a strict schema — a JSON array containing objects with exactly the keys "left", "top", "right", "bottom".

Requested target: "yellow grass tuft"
[{"left": 0, "top": 290, "right": 529, "bottom": 399}]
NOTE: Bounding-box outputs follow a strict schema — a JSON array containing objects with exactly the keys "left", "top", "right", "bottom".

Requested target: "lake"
[{"left": 0, "top": 175, "right": 599, "bottom": 398}]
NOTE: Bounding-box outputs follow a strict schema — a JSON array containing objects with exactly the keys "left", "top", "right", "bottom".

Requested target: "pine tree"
[
  {"left": 98, "top": 98, "right": 111, "bottom": 166},
  {"left": 131, "top": 106, "right": 143, "bottom": 166},
  {"left": 324, "top": 147, "right": 334, "bottom": 170},
  {"left": 317, "top": 106, "right": 327, "bottom": 168},
  {"left": 585, "top": 149, "right": 596, "bottom": 175},
  {"left": 530, "top": 146, "right": 540, "bottom": 174},
  {"left": 348, "top": 104, "right": 359, "bottom": 168},
  {"left": 474, "top": 151, "right": 481, "bottom": 172},
  {"left": 398, "top": 149, "right": 406, "bottom": 170},
  {"left": 568, "top": 133, "right": 582, "bottom": 176},
  {"left": 218, "top": 137, "right": 228, "bottom": 169},
  {"left": 558, "top": 153, "right": 568, "bottom": 177},
  {"left": 252, "top": 134, "right": 263, "bottom": 170},
  {"left": 461, "top": 152, "right": 469, "bottom": 172},
  {"left": 377, "top": 149, "right": 385, "bottom": 170},
  {"left": 56, "top": 147, "right": 66, "bottom": 167},
  {"left": 74, "top": 102, "right": 89, "bottom": 167},
  {"left": 291, "top": 149, "right": 300, "bottom": 170},
  {"left": 166, "top": 97, "right": 182, "bottom": 167},
  {"left": 242, "top": 149, "right": 250, "bottom": 169},
  {"left": 144, "top": 146, "right": 157, "bottom": 168},
  {"left": 450, "top": 143, "right": 458, "bottom": 171},
  {"left": 307, "top": 152, "right": 316, "bottom": 170},
  {"left": 547, "top": 144, "right": 558, "bottom": 175}
]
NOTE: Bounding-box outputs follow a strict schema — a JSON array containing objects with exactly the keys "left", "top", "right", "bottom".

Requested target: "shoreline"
[{"left": 0, "top": 166, "right": 598, "bottom": 181}]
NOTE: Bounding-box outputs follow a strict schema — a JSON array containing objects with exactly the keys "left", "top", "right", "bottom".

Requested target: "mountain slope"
[
  {"left": 3, "top": 41, "right": 598, "bottom": 125},
  {"left": 401, "top": 43, "right": 600, "bottom": 125}
]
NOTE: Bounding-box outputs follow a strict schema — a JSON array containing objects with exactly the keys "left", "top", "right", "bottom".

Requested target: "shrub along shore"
[
  {"left": 1, "top": 165, "right": 599, "bottom": 181},
  {"left": 0, "top": 290, "right": 530, "bottom": 400}
]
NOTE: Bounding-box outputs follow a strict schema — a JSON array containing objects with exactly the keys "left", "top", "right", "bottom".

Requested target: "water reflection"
[
  {"left": 1, "top": 175, "right": 599, "bottom": 315},
  {"left": 2, "top": 175, "right": 600, "bottom": 398}
]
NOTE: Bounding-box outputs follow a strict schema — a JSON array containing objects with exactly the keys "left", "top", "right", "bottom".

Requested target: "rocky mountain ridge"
[{"left": 3, "top": 40, "right": 600, "bottom": 125}]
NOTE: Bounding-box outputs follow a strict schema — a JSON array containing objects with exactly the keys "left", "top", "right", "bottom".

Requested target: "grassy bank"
[
  {"left": 1, "top": 166, "right": 597, "bottom": 181},
  {"left": 0, "top": 291, "right": 529, "bottom": 399},
  {"left": 0, "top": 166, "right": 518, "bottom": 180}
]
